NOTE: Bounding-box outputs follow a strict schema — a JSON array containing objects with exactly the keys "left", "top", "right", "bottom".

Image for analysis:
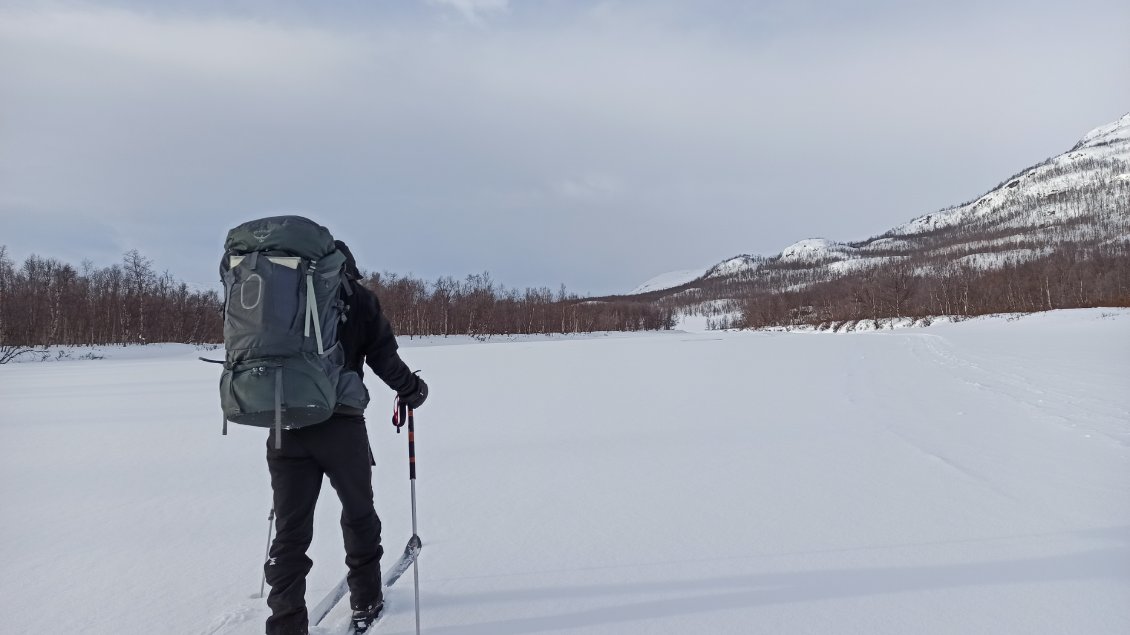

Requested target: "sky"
[{"left": 1, "top": 0, "right": 1128, "bottom": 295}]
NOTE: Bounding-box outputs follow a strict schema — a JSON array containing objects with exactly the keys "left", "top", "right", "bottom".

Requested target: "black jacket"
[{"left": 339, "top": 281, "right": 416, "bottom": 398}]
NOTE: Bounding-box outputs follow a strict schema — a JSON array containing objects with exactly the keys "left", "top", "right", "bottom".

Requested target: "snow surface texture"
[{"left": 1, "top": 309, "right": 1128, "bottom": 634}]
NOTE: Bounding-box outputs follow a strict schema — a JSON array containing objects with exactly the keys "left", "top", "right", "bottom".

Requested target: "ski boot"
[{"left": 351, "top": 601, "right": 384, "bottom": 634}]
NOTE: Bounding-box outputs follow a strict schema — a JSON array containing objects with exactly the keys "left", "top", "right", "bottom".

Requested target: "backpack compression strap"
[
  {"left": 274, "top": 364, "right": 283, "bottom": 449},
  {"left": 303, "top": 267, "right": 325, "bottom": 354}
]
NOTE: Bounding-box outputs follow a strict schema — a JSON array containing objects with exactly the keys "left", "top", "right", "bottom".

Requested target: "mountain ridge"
[{"left": 630, "top": 111, "right": 1130, "bottom": 296}]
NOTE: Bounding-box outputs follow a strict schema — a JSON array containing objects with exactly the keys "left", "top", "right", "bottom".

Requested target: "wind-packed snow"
[{"left": 1, "top": 309, "right": 1128, "bottom": 634}]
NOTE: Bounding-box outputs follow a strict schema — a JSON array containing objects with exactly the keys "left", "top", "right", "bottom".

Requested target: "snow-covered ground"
[{"left": 1, "top": 309, "right": 1128, "bottom": 634}]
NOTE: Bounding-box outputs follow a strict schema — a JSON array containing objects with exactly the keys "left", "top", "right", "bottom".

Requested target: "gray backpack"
[{"left": 217, "top": 216, "right": 370, "bottom": 446}]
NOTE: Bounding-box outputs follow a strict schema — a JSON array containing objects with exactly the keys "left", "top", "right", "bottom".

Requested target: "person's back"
[{"left": 255, "top": 237, "right": 428, "bottom": 635}]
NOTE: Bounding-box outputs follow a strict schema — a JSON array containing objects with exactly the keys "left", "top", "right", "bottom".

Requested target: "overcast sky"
[{"left": 2, "top": 0, "right": 1128, "bottom": 294}]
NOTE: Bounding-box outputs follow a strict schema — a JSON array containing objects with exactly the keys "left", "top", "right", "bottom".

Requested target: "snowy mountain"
[
  {"left": 629, "top": 112, "right": 1130, "bottom": 295},
  {"left": 889, "top": 112, "right": 1129, "bottom": 242},
  {"left": 629, "top": 267, "right": 710, "bottom": 294}
]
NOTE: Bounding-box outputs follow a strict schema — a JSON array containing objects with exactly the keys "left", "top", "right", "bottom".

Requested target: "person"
[{"left": 264, "top": 240, "right": 428, "bottom": 635}]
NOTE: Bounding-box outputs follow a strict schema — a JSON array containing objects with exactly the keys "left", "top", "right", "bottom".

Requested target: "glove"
[{"left": 399, "top": 373, "right": 428, "bottom": 410}]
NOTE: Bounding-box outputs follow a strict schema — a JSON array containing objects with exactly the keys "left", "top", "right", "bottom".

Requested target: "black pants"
[{"left": 264, "top": 415, "right": 383, "bottom": 635}]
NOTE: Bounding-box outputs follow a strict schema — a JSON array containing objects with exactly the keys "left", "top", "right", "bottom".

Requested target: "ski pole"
[
  {"left": 260, "top": 507, "right": 275, "bottom": 598},
  {"left": 408, "top": 406, "right": 421, "bottom": 635},
  {"left": 394, "top": 396, "right": 423, "bottom": 635}
]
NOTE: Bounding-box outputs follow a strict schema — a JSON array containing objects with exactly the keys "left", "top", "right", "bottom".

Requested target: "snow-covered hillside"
[
  {"left": 891, "top": 111, "right": 1130, "bottom": 238},
  {"left": 629, "top": 268, "right": 707, "bottom": 294},
  {"left": 2, "top": 309, "right": 1128, "bottom": 634},
  {"left": 631, "top": 112, "right": 1130, "bottom": 293},
  {"left": 624, "top": 256, "right": 760, "bottom": 295}
]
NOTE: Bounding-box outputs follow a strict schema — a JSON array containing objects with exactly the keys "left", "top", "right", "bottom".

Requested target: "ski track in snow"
[
  {"left": 907, "top": 327, "right": 1130, "bottom": 447},
  {"left": 0, "top": 309, "right": 1128, "bottom": 634}
]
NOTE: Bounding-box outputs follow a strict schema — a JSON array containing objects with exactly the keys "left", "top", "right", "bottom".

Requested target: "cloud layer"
[{"left": 1, "top": 1, "right": 1128, "bottom": 293}]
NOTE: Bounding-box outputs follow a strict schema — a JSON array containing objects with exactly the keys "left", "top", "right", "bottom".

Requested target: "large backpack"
[{"left": 218, "top": 216, "right": 370, "bottom": 447}]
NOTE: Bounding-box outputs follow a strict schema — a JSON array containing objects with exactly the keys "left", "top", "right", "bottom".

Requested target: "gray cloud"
[
  {"left": 1, "top": 1, "right": 1128, "bottom": 294},
  {"left": 426, "top": 0, "right": 509, "bottom": 23}
]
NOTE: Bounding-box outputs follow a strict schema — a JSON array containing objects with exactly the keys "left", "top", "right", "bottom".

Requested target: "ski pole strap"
[
  {"left": 407, "top": 408, "right": 416, "bottom": 481},
  {"left": 392, "top": 396, "right": 407, "bottom": 433}
]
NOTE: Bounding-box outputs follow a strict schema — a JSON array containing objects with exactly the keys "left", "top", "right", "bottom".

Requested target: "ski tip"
[{"left": 408, "top": 535, "right": 422, "bottom": 549}]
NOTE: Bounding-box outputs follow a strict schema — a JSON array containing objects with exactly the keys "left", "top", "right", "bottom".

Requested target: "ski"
[
  {"left": 383, "top": 534, "right": 422, "bottom": 588},
  {"left": 310, "top": 535, "right": 423, "bottom": 628}
]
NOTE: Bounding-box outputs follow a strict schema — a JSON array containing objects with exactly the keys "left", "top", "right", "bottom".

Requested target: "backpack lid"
[{"left": 225, "top": 216, "right": 336, "bottom": 260}]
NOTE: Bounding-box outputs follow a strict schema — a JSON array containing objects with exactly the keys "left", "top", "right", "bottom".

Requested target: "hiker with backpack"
[{"left": 216, "top": 217, "right": 428, "bottom": 635}]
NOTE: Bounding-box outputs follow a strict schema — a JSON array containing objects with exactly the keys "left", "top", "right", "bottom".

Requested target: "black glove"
[{"left": 399, "top": 373, "right": 428, "bottom": 409}]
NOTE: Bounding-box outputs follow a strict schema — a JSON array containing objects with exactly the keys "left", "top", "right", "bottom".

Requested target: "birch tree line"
[
  {"left": 622, "top": 163, "right": 1130, "bottom": 329},
  {"left": 739, "top": 244, "right": 1130, "bottom": 328},
  {"left": 0, "top": 247, "right": 675, "bottom": 354},
  {"left": 617, "top": 223, "right": 1130, "bottom": 329},
  {"left": 0, "top": 247, "right": 222, "bottom": 351},
  {"left": 365, "top": 271, "right": 675, "bottom": 337}
]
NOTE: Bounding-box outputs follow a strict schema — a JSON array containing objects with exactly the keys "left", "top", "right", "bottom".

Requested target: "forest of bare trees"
[
  {"left": 0, "top": 246, "right": 674, "bottom": 359},
  {"left": 2, "top": 167, "right": 1125, "bottom": 359},
  {"left": 364, "top": 272, "right": 674, "bottom": 338},
  {"left": 616, "top": 234, "right": 1129, "bottom": 330},
  {"left": 610, "top": 154, "right": 1130, "bottom": 330},
  {"left": 739, "top": 244, "right": 1130, "bottom": 328},
  {"left": 0, "top": 246, "right": 222, "bottom": 360}
]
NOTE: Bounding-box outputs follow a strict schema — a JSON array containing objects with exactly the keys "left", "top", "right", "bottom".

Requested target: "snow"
[
  {"left": 778, "top": 238, "right": 854, "bottom": 263},
  {"left": 952, "top": 248, "right": 1054, "bottom": 270},
  {"left": 3, "top": 342, "right": 219, "bottom": 363},
  {"left": 1, "top": 309, "right": 1128, "bottom": 634},
  {"left": 672, "top": 300, "right": 743, "bottom": 332},
  {"left": 1076, "top": 112, "right": 1130, "bottom": 149},
  {"left": 826, "top": 255, "right": 904, "bottom": 275},
  {"left": 629, "top": 268, "right": 706, "bottom": 294},
  {"left": 705, "top": 254, "right": 762, "bottom": 278}
]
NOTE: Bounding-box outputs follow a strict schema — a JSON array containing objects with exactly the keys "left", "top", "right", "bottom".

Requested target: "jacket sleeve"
[{"left": 360, "top": 289, "right": 416, "bottom": 395}]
